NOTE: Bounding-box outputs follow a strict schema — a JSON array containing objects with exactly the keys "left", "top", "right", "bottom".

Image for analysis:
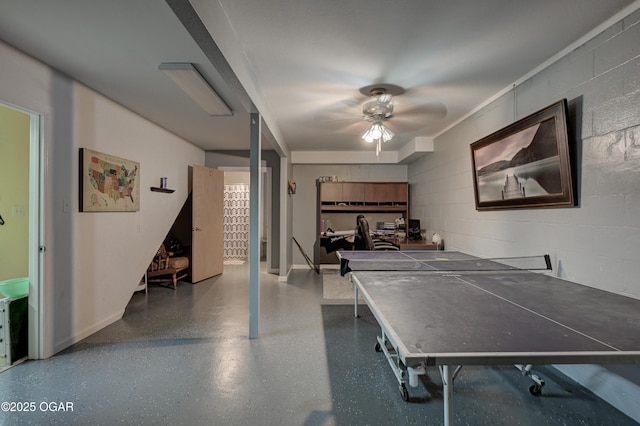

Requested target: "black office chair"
[{"left": 355, "top": 215, "right": 399, "bottom": 251}]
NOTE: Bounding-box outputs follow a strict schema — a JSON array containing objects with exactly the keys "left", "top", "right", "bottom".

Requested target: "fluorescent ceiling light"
[{"left": 159, "top": 62, "right": 232, "bottom": 116}]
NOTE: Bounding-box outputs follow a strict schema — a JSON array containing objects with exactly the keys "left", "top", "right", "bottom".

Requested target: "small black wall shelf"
[{"left": 150, "top": 187, "right": 175, "bottom": 193}]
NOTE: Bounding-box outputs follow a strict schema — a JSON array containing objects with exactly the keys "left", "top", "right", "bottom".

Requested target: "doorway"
[
  {"left": 220, "top": 167, "right": 271, "bottom": 270},
  {"left": 223, "top": 179, "right": 250, "bottom": 264},
  {"left": 0, "top": 102, "right": 43, "bottom": 365}
]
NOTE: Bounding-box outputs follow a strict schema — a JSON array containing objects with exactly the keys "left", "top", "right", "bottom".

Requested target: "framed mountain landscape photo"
[
  {"left": 80, "top": 148, "right": 140, "bottom": 212},
  {"left": 470, "top": 99, "right": 575, "bottom": 211}
]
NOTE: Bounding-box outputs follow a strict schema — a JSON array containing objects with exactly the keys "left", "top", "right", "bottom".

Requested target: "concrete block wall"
[
  {"left": 411, "top": 7, "right": 640, "bottom": 297},
  {"left": 408, "top": 7, "right": 640, "bottom": 420}
]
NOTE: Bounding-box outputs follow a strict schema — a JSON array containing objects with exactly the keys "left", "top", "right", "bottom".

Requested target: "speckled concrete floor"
[{"left": 0, "top": 264, "right": 636, "bottom": 425}]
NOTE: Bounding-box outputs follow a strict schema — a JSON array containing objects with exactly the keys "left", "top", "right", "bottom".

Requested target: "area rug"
[
  {"left": 224, "top": 260, "right": 246, "bottom": 265},
  {"left": 322, "top": 269, "right": 365, "bottom": 305}
]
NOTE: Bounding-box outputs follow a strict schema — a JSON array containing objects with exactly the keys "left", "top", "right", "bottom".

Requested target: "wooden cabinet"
[
  {"left": 320, "top": 182, "right": 365, "bottom": 203},
  {"left": 319, "top": 181, "right": 408, "bottom": 214},
  {"left": 342, "top": 183, "right": 365, "bottom": 202},
  {"left": 319, "top": 182, "right": 342, "bottom": 202},
  {"left": 365, "top": 182, "right": 407, "bottom": 204}
]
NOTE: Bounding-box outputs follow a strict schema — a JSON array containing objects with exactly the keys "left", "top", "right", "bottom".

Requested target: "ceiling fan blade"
[
  {"left": 336, "top": 121, "right": 369, "bottom": 136},
  {"left": 392, "top": 99, "right": 447, "bottom": 120},
  {"left": 399, "top": 86, "right": 448, "bottom": 117},
  {"left": 383, "top": 108, "right": 443, "bottom": 133}
]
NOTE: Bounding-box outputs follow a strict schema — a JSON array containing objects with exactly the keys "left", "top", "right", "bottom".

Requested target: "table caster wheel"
[
  {"left": 529, "top": 384, "right": 542, "bottom": 396},
  {"left": 375, "top": 342, "right": 382, "bottom": 352},
  {"left": 399, "top": 384, "right": 409, "bottom": 401}
]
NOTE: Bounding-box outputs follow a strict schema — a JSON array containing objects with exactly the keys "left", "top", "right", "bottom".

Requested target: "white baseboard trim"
[
  {"left": 278, "top": 266, "right": 292, "bottom": 282},
  {"left": 291, "top": 263, "right": 340, "bottom": 271},
  {"left": 53, "top": 309, "right": 125, "bottom": 355},
  {"left": 291, "top": 264, "right": 315, "bottom": 270}
]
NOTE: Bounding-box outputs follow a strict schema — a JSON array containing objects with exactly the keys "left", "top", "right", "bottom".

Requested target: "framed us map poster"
[{"left": 80, "top": 148, "right": 140, "bottom": 212}]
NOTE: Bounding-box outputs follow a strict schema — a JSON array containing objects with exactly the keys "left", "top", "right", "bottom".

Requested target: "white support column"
[{"left": 249, "top": 113, "right": 261, "bottom": 339}]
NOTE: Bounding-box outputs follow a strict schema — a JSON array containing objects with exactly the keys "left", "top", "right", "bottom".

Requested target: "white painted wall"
[
  {"left": 291, "top": 164, "right": 407, "bottom": 267},
  {"left": 409, "top": 7, "right": 640, "bottom": 420},
  {"left": 0, "top": 41, "right": 204, "bottom": 357}
]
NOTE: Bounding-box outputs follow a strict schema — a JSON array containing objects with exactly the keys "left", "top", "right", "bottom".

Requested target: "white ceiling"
[{"left": 1, "top": 0, "right": 637, "bottom": 162}]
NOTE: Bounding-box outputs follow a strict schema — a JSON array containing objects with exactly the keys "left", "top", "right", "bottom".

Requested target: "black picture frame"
[{"left": 470, "top": 99, "right": 574, "bottom": 210}]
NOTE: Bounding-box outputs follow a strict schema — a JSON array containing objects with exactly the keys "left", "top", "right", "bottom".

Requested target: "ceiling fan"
[
  {"left": 313, "top": 81, "right": 447, "bottom": 151},
  {"left": 359, "top": 84, "right": 405, "bottom": 155}
]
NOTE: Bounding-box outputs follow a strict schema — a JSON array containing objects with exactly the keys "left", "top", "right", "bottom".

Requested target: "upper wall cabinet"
[
  {"left": 364, "top": 182, "right": 408, "bottom": 204},
  {"left": 318, "top": 182, "right": 408, "bottom": 214}
]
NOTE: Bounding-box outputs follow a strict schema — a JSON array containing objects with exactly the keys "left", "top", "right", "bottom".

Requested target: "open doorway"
[
  {"left": 0, "top": 102, "right": 43, "bottom": 367},
  {"left": 223, "top": 173, "right": 250, "bottom": 265},
  {"left": 220, "top": 168, "right": 272, "bottom": 270}
]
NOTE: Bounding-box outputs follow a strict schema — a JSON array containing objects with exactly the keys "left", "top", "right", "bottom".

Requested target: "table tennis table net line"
[{"left": 348, "top": 254, "right": 552, "bottom": 271}]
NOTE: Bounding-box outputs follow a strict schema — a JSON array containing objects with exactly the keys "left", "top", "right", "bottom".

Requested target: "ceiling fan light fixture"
[
  {"left": 362, "top": 121, "right": 394, "bottom": 143},
  {"left": 358, "top": 84, "right": 403, "bottom": 155}
]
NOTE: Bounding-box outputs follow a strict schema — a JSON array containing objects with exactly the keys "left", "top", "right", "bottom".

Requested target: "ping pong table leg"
[
  {"left": 353, "top": 276, "right": 359, "bottom": 318},
  {"left": 514, "top": 364, "right": 545, "bottom": 396},
  {"left": 440, "top": 365, "right": 454, "bottom": 426}
]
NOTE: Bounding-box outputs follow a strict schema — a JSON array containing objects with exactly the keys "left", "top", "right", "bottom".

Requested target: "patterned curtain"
[{"left": 223, "top": 184, "right": 250, "bottom": 260}]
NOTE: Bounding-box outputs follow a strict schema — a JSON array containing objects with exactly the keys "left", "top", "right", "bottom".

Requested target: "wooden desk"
[
  {"left": 383, "top": 238, "right": 443, "bottom": 251},
  {"left": 318, "top": 236, "right": 443, "bottom": 264}
]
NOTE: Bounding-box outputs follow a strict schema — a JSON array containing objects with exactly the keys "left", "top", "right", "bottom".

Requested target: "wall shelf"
[{"left": 150, "top": 187, "right": 175, "bottom": 193}]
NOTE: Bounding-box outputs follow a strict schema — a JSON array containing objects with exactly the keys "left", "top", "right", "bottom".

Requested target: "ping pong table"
[{"left": 336, "top": 250, "right": 640, "bottom": 425}]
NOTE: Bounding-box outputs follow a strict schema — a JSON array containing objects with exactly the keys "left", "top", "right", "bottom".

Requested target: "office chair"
[{"left": 355, "top": 215, "right": 399, "bottom": 251}]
